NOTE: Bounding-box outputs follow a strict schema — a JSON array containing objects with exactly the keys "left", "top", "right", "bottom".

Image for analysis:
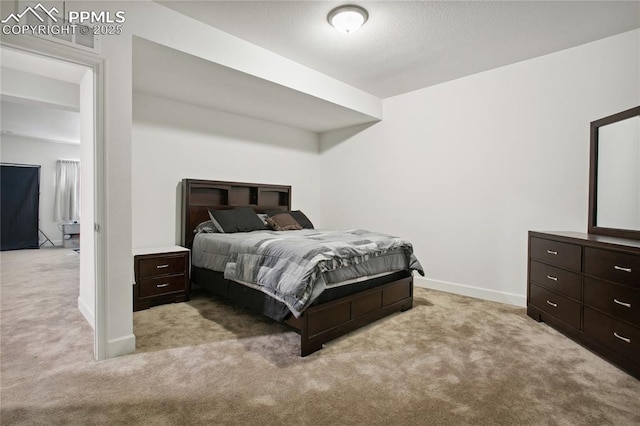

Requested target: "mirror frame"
[{"left": 588, "top": 105, "right": 640, "bottom": 240}]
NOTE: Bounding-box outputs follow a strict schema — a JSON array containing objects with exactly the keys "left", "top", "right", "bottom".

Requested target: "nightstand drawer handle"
[
  {"left": 546, "top": 275, "right": 558, "bottom": 282},
  {"left": 156, "top": 283, "right": 170, "bottom": 288},
  {"left": 613, "top": 299, "right": 631, "bottom": 308},
  {"left": 546, "top": 250, "right": 558, "bottom": 255},
  {"left": 546, "top": 300, "right": 557, "bottom": 308},
  {"left": 614, "top": 265, "right": 632, "bottom": 273},
  {"left": 156, "top": 264, "right": 169, "bottom": 269},
  {"left": 613, "top": 332, "right": 631, "bottom": 344}
]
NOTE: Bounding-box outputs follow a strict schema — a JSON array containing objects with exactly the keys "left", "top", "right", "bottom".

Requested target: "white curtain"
[{"left": 54, "top": 160, "right": 80, "bottom": 222}]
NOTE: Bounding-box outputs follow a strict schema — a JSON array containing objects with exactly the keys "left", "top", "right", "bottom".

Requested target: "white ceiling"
[
  {"left": 159, "top": 0, "right": 640, "bottom": 98},
  {"left": 1, "top": 100, "right": 81, "bottom": 144},
  {"left": 1, "top": 47, "right": 84, "bottom": 144},
  {"left": 3, "top": 3, "right": 638, "bottom": 140},
  {"left": 133, "top": 37, "right": 379, "bottom": 133}
]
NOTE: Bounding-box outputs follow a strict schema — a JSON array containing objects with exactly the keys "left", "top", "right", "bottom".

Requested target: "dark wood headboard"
[{"left": 181, "top": 179, "right": 291, "bottom": 248}]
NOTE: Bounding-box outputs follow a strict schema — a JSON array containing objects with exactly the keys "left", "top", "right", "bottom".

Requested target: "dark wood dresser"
[
  {"left": 527, "top": 231, "right": 640, "bottom": 378},
  {"left": 133, "top": 246, "right": 190, "bottom": 311}
]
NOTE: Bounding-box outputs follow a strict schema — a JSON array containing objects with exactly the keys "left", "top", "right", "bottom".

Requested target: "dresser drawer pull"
[
  {"left": 613, "top": 299, "right": 632, "bottom": 308},
  {"left": 156, "top": 283, "right": 170, "bottom": 288},
  {"left": 613, "top": 332, "right": 631, "bottom": 344},
  {"left": 156, "top": 264, "right": 169, "bottom": 269},
  {"left": 546, "top": 300, "right": 558, "bottom": 308},
  {"left": 546, "top": 250, "right": 558, "bottom": 255},
  {"left": 614, "top": 265, "right": 632, "bottom": 273},
  {"left": 546, "top": 275, "right": 558, "bottom": 282}
]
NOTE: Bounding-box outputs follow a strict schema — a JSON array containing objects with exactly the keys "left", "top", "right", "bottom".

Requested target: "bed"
[{"left": 181, "top": 179, "right": 423, "bottom": 356}]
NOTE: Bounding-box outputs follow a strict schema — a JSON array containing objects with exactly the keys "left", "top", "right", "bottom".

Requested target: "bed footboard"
[
  {"left": 193, "top": 266, "right": 414, "bottom": 357},
  {"left": 286, "top": 276, "right": 414, "bottom": 356}
]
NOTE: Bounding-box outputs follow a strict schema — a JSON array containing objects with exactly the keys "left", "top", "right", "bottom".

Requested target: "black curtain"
[{"left": 1, "top": 164, "right": 41, "bottom": 251}]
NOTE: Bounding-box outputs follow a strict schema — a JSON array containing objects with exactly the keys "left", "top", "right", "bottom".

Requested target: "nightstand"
[
  {"left": 62, "top": 222, "right": 80, "bottom": 249},
  {"left": 133, "top": 246, "right": 190, "bottom": 311}
]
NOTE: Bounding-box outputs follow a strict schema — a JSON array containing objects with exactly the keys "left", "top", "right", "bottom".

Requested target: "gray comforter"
[{"left": 193, "top": 229, "right": 424, "bottom": 318}]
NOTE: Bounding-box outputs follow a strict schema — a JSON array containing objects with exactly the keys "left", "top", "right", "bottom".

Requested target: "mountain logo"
[{"left": 1, "top": 3, "right": 59, "bottom": 24}]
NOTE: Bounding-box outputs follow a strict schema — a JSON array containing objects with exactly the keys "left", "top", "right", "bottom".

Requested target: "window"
[{"left": 54, "top": 160, "right": 80, "bottom": 222}]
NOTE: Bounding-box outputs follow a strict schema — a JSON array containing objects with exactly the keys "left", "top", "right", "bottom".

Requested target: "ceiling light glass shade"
[{"left": 328, "top": 5, "right": 368, "bottom": 33}]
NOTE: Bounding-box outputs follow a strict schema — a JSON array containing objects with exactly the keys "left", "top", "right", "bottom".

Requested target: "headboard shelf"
[
  {"left": 258, "top": 187, "right": 290, "bottom": 207},
  {"left": 182, "top": 179, "right": 292, "bottom": 248},
  {"left": 190, "top": 185, "right": 230, "bottom": 206}
]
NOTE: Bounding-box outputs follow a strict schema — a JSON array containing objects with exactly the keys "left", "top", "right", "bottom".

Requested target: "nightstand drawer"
[
  {"left": 584, "top": 277, "right": 639, "bottom": 327},
  {"left": 584, "top": 308, "right": 640, "bottom": 364},
  {"left": 530, "top": 260, "right": 581, "bottom": 300},
  {"left": 530, "top": 238, "right": 582, "bottom": 272},
  {"left": 139, "top": 255, "right": 186, "bottom": 278},
  {"left": 584, "top": 248, "right": 640, "bottom": 288},
  {"left": 529, "top": 283, "right": 581, "bottom": 329},
  {"left": 139, "top": 274, "right": 186, "bottom": 298}
]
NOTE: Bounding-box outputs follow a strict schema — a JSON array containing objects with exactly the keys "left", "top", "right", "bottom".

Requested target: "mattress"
[
  {"left": 192, "top": 229, "right": 424, "bottom": 318},
  {"left": 193, "top": 230, "right": 412, "bottom": 284}
]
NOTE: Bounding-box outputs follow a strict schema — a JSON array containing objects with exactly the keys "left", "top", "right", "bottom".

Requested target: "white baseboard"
[
  {"left": 414, "top": 277, "right": 526, "bottom": 307},
  {"left": 78, "top": 298, "right": 135, "bottom": 358},
  {"left": 108, "top": 334, "right": 136, "bottom": 358},
  {"left": 77, "top": 296, "right": 95, "bottom": 329}
]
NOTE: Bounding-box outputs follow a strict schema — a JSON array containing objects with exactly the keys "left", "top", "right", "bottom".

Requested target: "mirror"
[{"left": 588, "top": 106, "right": 640, "bottom": 240}]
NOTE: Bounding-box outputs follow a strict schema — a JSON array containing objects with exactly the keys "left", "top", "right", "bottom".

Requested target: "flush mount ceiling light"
[{"left": 327, "top": 5, "right": 368, "bottom": 34}]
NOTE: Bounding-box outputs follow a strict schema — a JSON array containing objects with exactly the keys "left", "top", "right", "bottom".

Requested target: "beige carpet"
[{"left": 1, "top": 248, "right": 639, "bottom": 425}]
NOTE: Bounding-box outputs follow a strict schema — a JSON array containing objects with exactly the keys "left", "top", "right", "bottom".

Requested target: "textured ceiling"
[{"left": 159, "top": 1, "right": 640, "bottom": 98}]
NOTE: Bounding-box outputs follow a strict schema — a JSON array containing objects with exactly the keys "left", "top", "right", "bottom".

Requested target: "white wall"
[
  {"left": 0, "top": 135, "right": 81, "bottom": 245},
  {"left": 320, "top": 30, "right": 640, "bottom": 306},
  {"left": 132, "top": 93, "right": 323, "bottom": 248}
]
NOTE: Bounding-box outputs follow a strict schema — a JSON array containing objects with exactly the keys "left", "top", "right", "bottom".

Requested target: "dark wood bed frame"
[{"left": 181, "top": 178, "right": 414, "bottom": 356}]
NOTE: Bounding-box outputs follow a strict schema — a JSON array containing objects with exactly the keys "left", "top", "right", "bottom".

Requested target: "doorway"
[{"left": 0, "top": 43, "right": 104, "bottom": 359}]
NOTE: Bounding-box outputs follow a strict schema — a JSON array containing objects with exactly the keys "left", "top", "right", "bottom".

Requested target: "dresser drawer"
[
  {"left": 139, "top": 274, "right": 187, "bottom": 298},
  {"left": 530, "top": 260, "right": 581, "bottom": 300},
  {"left": 529, "top": 283, "right": 581, "bottom": 329},
  {"left": 138, "top": 255, "right": 187, "bottom": 279},
  {"left": 530, "top": 238, "right": 582, "bottom": 272},
  {"left": 584, "top": 277, "right": 639, "bottom": 327},
  {"left": 584, "top": 307, "right": 640, "bottom": 364},
  {"left": 584, "top": 248, "right": 640, "bottom": 288}
]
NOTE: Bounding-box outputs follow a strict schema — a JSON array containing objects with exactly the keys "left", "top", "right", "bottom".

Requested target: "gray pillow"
[{"left": 208, "top": 207, "right": 268, "bottom": 233}]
